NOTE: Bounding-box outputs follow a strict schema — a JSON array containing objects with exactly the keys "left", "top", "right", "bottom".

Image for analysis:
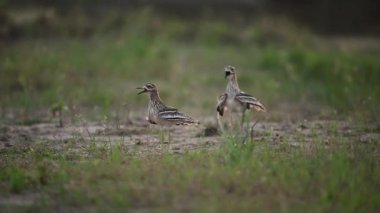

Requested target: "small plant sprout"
[{"left": 50, "top": 101, "right": 68, "bottom": 128}]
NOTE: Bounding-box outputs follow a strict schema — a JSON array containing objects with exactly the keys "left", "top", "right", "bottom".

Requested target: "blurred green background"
[{"left": 1, "top": 0, "right": 379, "bottom": 123}]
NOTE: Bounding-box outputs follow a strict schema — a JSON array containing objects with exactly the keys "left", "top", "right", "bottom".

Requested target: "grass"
[
  {"left": 1, "top": 8, "right": 380, "bottom": 123},
  {"left": 0, "top": 135, "right": 379, "bottom": 212},
  {"left": 1, "top": 7, "right": 380, "bottom": 212}
]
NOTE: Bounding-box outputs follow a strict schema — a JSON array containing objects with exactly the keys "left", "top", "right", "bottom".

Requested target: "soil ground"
[{"left": 1, "top": 118, "right": 378, "bottom": 154}]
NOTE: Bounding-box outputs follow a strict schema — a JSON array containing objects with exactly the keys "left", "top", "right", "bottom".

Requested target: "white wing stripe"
[{"left": 159, "top": 111, "right": 194, "bottom": 122}]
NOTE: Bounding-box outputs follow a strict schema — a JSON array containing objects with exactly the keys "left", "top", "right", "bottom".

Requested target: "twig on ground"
[
  {"left": 241, "top": 118, "right": 260, "bottom": 144},
  {"left": 250, "top": 119, "right": 260, "bottom": 142}
]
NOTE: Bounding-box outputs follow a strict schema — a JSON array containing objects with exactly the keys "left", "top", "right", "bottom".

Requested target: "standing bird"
[
  {"left": 217, "top": 65, "right": 266, "bottom": 132},
  {"left": 137, "top": 83, "right": 198, "bottom": 142}
]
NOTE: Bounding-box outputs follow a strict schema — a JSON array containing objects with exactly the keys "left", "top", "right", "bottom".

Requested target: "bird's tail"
[{"left": 251, "top": 101, "right": 266, "bottom": 112}]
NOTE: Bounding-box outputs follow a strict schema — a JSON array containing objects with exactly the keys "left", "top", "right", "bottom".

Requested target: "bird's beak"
[
  {"left": 136, "top": 87, "right": 147, "bottom": 95},
  {"left": 225, "top": 71, "right": 230, "bottom": 79}
]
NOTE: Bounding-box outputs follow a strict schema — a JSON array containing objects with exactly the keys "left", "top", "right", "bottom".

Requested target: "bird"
[
  {"left": 216, "top": 65, "right": 266, "bottom": 132},
  {"left": 137, "top": 83, "right": 198, "bottom": 143}
]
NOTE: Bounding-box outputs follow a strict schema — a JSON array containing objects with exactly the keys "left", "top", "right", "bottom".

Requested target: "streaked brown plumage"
[
  {"left": 137, "top": 83, "right": 198, "bottom": 126},
  {"left": 217, "top": 65, "right": 266, "bottom": 129}
]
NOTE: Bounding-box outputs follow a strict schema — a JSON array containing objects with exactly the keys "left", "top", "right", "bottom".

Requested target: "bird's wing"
[
  {"left": 235, "top": 92, "right": 266, "bottom": 112},
  {"left": 161, "top": 105, "right": 178, "bottom": 112},
  {"left": 158, "top": 110, "right": 197, "bottom": 125},
  {"left": 216, "top": 93, "right": 228, "bottom": 116}
]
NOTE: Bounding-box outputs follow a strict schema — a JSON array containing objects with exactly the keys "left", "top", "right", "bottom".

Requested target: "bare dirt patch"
[{"left": 1, "top": 118, "right": 377, "bottom": 155}]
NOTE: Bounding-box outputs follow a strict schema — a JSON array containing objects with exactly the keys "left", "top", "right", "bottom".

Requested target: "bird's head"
[
  {"left": 224, "top": 65, "right": 236, "bottom": 80},
  {"left": 137, "top": 83, "right": 157, "bottom": 95}
]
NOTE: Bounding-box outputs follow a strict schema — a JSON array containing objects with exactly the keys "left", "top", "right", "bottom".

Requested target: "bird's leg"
[
  {"left": 147, "top": 124, "right": 151, "bottom": 143},
  {"left": 246, "top": 114, "right": 250, "bottom": 135},
  {"left": 228, "top": 111, "right": 233, "bottom": 132},
  {"left": 240, "top": 110, "right": 246, "bottom": 132},
  {"left": 250, "top": 119, "right": 260, "bottom": 143},
  {"left": 239, "top": 111, "right": 250, "bottom": 143},
  {"left": 167, "top": 127, "right": 172, "bottom": 144},
  {"left": 159, "top": 126, "right": 165, "bottom": 147},
  {"left": 217, "top": 113, "right": 225, "bottom": 134},
  {"left": 149, "top": 124, "right": 155, "bottom": 144}
]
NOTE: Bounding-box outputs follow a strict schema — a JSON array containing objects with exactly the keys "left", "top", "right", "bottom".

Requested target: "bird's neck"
[
  {"left": 149, "top": 91, "right": 164, "bottom": 107},
  {"left": 226, "top": 75, "right": 240, "bottom": 93}
]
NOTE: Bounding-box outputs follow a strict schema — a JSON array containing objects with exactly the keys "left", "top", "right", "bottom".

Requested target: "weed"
[{"left": 8, "top": 168, "right": 27, "bottom": 193}]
